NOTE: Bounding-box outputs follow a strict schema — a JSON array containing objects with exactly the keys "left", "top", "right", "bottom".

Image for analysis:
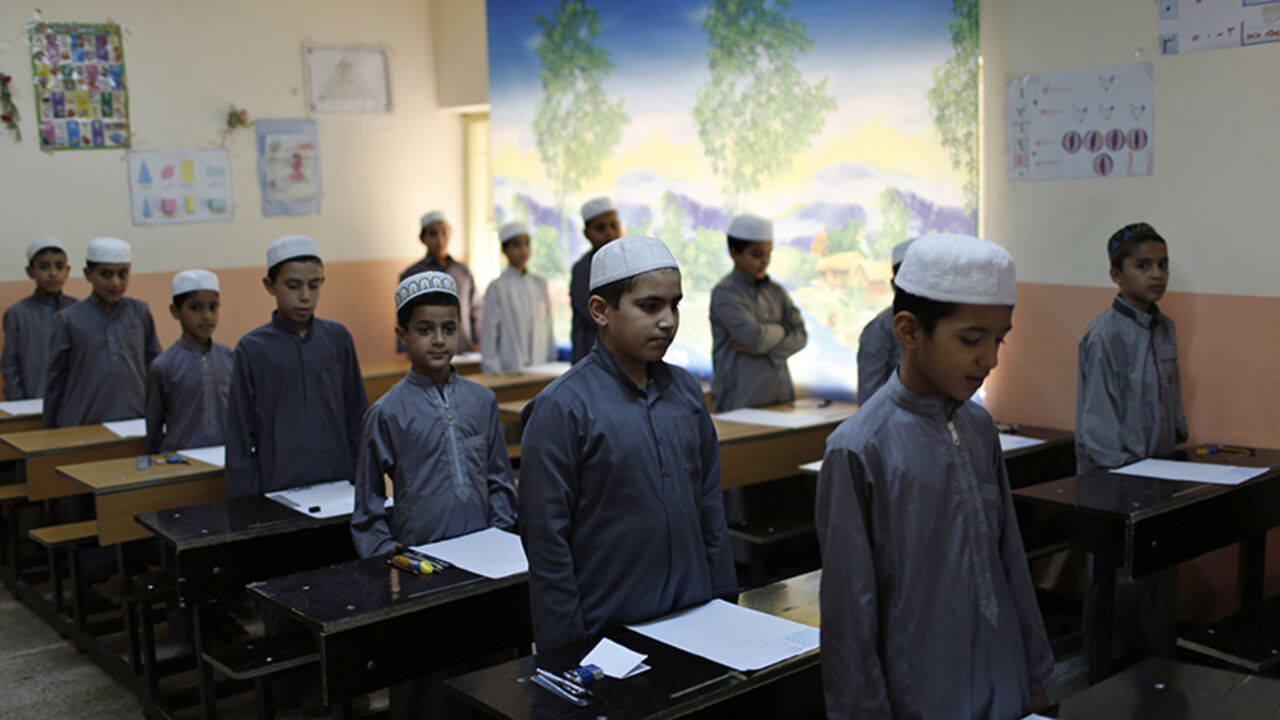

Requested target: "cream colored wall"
[
  {"left": 429, "top": 0, "right": 489, "bottom": 109},
  {"left": 0, "top": 0, "right": 466, "bottom": 282},
  {"left": 981, "top": 0, "right": 1280, "bottom": 297}
]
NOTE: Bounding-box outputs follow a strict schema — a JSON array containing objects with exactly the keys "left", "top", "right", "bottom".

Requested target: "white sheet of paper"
[
  {"left": 521, "top": 361, "right": 572, "bottom": 377},
  {"left": 626, "top": 599, "right": 820, "bottom": 672},
  {"left": 799, "top": 460, "right": 823, "bottom": 474},
  {"left": 1022, "top": 715, "right": 1055, "bottom": 720},
  {"left": 581, "top": 638, "right": 650, "bottom": 680},
  {"left": 1112, "top": 458, "right": 1269, "bottom": 486},
  {"left": 410, "top": 527, "right": 527, "bottom": 579},
  {"left": 713, "top": 408, "right": 837, "bottom": 429},
  {"left": 265, "top": 480, "right": 357, "bottom": 518},
  {"left": 998, "top": 434, "right": 1046, "bottom": 452},
  {"left": 102, "top": 418, "right": 147, "bottom": 438},
  {"left": 454, "top": 351, "right": 483, "bottom": 364},
  {"left": 0, "top": 398, "right": 43, "bottom": 416},
  {"left": 177, "top": 445, "right": 225, "bottom": 468}
]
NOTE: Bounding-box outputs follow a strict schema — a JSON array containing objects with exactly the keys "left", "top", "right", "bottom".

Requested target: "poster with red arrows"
[{"left": 1005, "top": 63, "right": 1153, "bottom": 182}]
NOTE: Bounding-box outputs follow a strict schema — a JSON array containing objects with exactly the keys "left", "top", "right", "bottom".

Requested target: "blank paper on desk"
[
  {"left": 627, "top": 599, "right": 820, "bottom": 672},
  {"left": 998, "top": 434, "right": 1046, "bottom": 452},
  {"left": 266, "top": 480, "right": 357, "bottom": 518},
  {"left": 0, "top": 398, "right": 43, "bottom": 416},
  {"left": 411, "top": 527, "right": 527, "bottom": 579},
  {"left": 103, "top": 418, "right": 147, "bottom": 438},
  {"left": 177, "top": 445, "right": 225, "bottom": 468},
  {"left": 1112, "top": 459, "right": 1269, "bottom": 486},
  {"left": 713, "top": 408, "right": 834, "bottom": 429}
]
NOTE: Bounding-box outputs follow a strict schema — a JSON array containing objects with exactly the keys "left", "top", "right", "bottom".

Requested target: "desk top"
[
  {"left": 1014, "top": 448, "right": 1280, "bottom": 521},
  {"left": 468, "top": 371, "right": 559, "bottom": 391},
  {"left": 1000, "top": 425, "right": 1074, "bottom": 458},
  {"left": 1055, "top": 657, "right": 1280, "bottom": 719},
  {"left": 363, "top": 355, "right": 481, "bottom": 380},
  {"left": 135, "top": 495, "right": 347, "bottom": 550},
  {"left": 57, "top": 455, "right": 222, "bottom": 494},
  {"left": 247, "top": 554, "right": 525, "bottom": 634},
  {"left": 0, "top": 424, "right": 138, "bottom": 456},
  {"left": 737, "top": 569, "right": 820, "bottom": 628}
]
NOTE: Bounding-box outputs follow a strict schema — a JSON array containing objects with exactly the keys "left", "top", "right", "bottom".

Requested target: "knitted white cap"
[
  {"left": 172, "top": 269, "right": 219, "bottom": 296},
  {"left": 86, "top": 237, "right": 131, "bottom": 264},
  {"left": 727, "top": 214, "right": 773, "bottom": 242},
  {"left": 589, "top": 235, "right": 679, "bottom": 291},
  {"left": 499, "top": 221, "right": 529, "bottom": 244},
  {"left": 580, "top": 197, "right": 615, "bottom": 224},
  {"left": 26, "top": 237, "right": 65, "bottom": 264},
  {"left": 267, "top": 235, "right": 321, "bottom": 269},
  {"left": 895, "top": 234, "right": 1016, "bottom": 305}
]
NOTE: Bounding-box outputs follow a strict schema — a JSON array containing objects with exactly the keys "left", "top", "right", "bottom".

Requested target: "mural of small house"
[{"left": 816, "top": 251, "right": 894, "bottom": 303}]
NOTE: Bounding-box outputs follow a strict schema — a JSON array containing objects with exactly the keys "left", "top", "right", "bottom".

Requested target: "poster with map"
[
  {"left": 304, "top": 45, "right": 391, "bottom": 113},
  {"left": 27, "top": 21, "right": 130, "bottom": 151}
]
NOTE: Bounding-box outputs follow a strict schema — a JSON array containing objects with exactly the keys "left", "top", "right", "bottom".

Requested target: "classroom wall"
[
  {"left": 429, "top": 0, "right": 489, "bottom": 109},
  {"left": 0, "top": 0, "right": 468, "bottom": 367},
  {"left": 980, "top": 0, "right": 1280, "bottom": 619}
]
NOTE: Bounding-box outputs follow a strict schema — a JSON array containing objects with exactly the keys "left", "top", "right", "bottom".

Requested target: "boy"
[
  {"left": 3, "top": 238, "right": 77, "bottom": 400},
  {"left": 709, "top": 213, "right": 807, "bottom": 412},
  {"left": 1076, "top": 222, "right": 1186, "bottom": 474},
  {"left": 226, "top": 236, "right": 368, "bottom": 498},
  {"left": 816, "top": 234, "right": 1052, "bottom": 719},
  {"left": 480, "top": 221, "right": 555, "bottom": 374},
  {"left": 569, "top": 197, "right": 623, "bottom": 363},
  {"left": 145, "top": 270, "right": 232, "bottom": 453},
  {"left": 43, "top": 237, "right": 161, "bottom": 428},
  {"left": 520, "top": 235, "right": 737, "bottom": 651},
  {"left": 400, "top": 211, "right": 482, "bottom": 352},
  {"left": 856, "top": 238, "right": 914, "bottom": 404},
  {"left": 352, "top": 270, "right": 517, "bottom": 557}
]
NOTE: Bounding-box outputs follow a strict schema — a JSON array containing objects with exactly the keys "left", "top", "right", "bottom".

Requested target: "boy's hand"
[{"left": 731, "top": 340, "right": 763, "bottom": 356}]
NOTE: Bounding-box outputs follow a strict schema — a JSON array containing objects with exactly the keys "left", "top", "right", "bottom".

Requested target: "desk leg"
[
  {"left": 117, "top": 544, "right": 142, "bottom": 674},
  {"left": 193, "top": 604, "right": 219, "bottom": 720},
  {"left": 1084, "top": 546, "right": 1116, "bottom": 685},
  {"left": 1240, "top": 533, "right": 1265, "bottom": 612}
]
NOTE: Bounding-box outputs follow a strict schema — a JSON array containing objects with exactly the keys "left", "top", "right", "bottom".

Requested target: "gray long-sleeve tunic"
[
  {"left": 1076, "top": 296, "right": 1188, "bottom": 474},
  {"left": 42, "top": 295, "right": 161, "bottom": 428},
  {"left": 518, "top": 343, "right": 738, "bottom": 652},
  {"left": 856, "top": 306, "right": 900, "bottom": 405},
  {"left": 145, "top": 337, "right": 233, "bottom": 453},
  {"left": 225, "top": 313, "right": 367, "bottom": 498},
  {"left": 400, "top": 255, "right": 482, "bottom": 352},
  {"left": 816, "top": 373, "right": 1053, "bottom": 720},
  {"left": 350, "top": 369, "right": 517, "bottom": 558},
  {"left": 480, "top": 267, "right": 556, "bottom": 374},
  {"left": 709, "top": 270, "right": 807, "bottom": 412},
  {"left": 2, "top": 291, "right": 77, "bottom": 400},
  {"left": 569, "top": 250, "right": 596, "bottom": 364}
]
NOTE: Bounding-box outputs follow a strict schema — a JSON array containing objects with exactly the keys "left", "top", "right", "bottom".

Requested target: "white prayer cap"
[
  {"left": 498, "top": 221, "right": 529, "bottom": 244},
  {"left": 86, "top": 237, "right": 132, "bottom": 264},
  {"left": 895, "top": 234, "right": 1016, "bottom": 305},
  {"left": 891, "top": 238, "right": 917, "bottom": 267},
  {"left": 419, "top": 211, "right": 447, "bottom": 230},
  {"left": 580, "top": 197, "right": 615, "bottom": 224},
  {"left": 727, "top": 214, "right": 773, "bottom": 242},
  {"left": 267, "top": 235, "right": 321, "bottom": 269},
  {"left": 172, "top": 269, "right": 219, "bottom": 296},
  {"left": 589, "top": 235, "right": 679, "bottom": 291},
  {"left": 26, "top": 237, "right": 65, "bottom": 264},
  {"left": 396, "top": 271, "right": 458, "bottom": 310}
]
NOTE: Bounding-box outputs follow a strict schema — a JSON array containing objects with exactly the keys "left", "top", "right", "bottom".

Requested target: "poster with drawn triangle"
[
  {"left": 126, "top": 149, "right": 233, "bottom": 225},
  {"left": 1005, "top": 63, "right": 1153, "bottom": 182},
  {"left": 304, "top": 45, "right": 391, "bottom": 113}
]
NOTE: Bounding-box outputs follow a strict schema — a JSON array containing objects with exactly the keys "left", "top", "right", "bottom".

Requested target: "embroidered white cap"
[
  {"left": 172, "top": 269, "right": 220, "bottom": 296},
  {"left": 26, "top": 237, "right": 65, "bottom": 264},
  {"left": 86, "top": 237, "right": 132, "bottom": 264},
  {"left": 894, "top": 234, "right": 1016, "bottom": 306},
  {"left": 267, "top": 235, "right": 321, "bottom": 269},
  {"left": 589, "top": 235, "right": 679, "bottom": 291},
  {"left": 396, "top": 271, "right": 458, "bottom": 310},
  {"left": 419, "top": 211, "right": 447, "bottom": 230},
  {"left": 499, "top": 221, "right": 530, "bottom": 244},
  {"left": 580, "top": 197, "right": 615, "bottom": 224},
  {"left": 727, "top": 214, "right": 773, "bottom": 242}
]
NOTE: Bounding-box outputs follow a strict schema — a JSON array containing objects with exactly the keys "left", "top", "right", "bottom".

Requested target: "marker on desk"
[{"left": 388, "top": 554, "right": 434, "bottom": 576}]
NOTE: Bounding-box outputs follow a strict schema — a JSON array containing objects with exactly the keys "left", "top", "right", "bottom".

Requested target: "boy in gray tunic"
[
  {"left": 3, "top": 238, "right": 77, "bottom": 400},
  {"left": 145, "top": 270, "right": 232, "bottom": 453},
  {"left": 817, "top": 235, "right": 1052, "bottom": 720},
  {"left": 521, "top": 235, "right": 737, "bottom": 652},
  {"left": 570, "top": 197, "right": 623, "bottom": 363},
  {"left": 43, "top": 237, "right": 161, "bottom": 428},
  {"left": 480, "top": 222, "right": 556, "bottom": 373},
  {"left": 225, "top": 236, "right": 368, "bottom": 497},
  {"left": 1076, "top": 223, "right": 1186, "bottom": 474},
  {"left": 855, "top": 238, "right": 914, "bottom": 404},
  {"left": 400, "top": 211, "right": 482, "bottom": 352},
  {"left": 709, "top": 214, "right": 807, "bottom": 412}
]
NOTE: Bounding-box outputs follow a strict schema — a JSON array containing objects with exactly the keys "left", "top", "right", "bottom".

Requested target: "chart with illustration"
[
  {"left": 1158, "top": 0, "right": 1280, "bottom": 55},
  {"left": 126, "top": 149, "right": 234, "bottom": 226},
  {"left": 27, "top": 21, "right": 130, "bottom": 151},
  {"left": 1005, "top": 63, "right": 1154, "bottom": 182}
]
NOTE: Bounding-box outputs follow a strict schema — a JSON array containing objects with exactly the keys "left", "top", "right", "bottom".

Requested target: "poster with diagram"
[
  {"left": 304, "top": 45, "right": 391, "bottom": 113},
  {"left": 256, "top": 118, "right": 322, "bottom": 216},
  {"left": 126, "top": 149, "right": 234, "bottom": 226},
  {"left": 1005, "top": 63, "right": 1154, "bottom": 182},
  {"left": 26, "top": 21, "right": 130, "bottom": 151},
  {"left": 1158, "top": 0, "right": 1280, "bottom": 55}
]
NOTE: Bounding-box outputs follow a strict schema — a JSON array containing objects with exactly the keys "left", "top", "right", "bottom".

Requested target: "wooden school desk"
[
  {"left": 445, "top": 569, "right": 824, "bottom": 720},
  {"left": 1013, "top": 448, "right": 1280, "bottom": 684},
  {"left": 247, "top": 555, "right": 531, "bottom": 717},
  {"left": 0, "top": 424, "right": 147, "bottom": 499},
  {"left": 468, "top": 371, "right": 560, "bottom": 404},
  {"left": 498, "top": 382, "right": 716, "bottom": 423},
  {"left": 0, "top": 404, "right": 43, "bottom": 434},
  {"left": 715, "top": 402, "right": 858, "bottom": 491},
  {"left": 361, "top": 355, "right": 485, "bottom": 404},
  {"left": 1051, "top": 657, "right": 1280, "bottom": 719}
]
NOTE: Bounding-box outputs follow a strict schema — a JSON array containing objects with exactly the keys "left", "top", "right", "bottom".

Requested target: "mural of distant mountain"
[{"left": 487, "top": 0, "right": 978, "bottom": 399}]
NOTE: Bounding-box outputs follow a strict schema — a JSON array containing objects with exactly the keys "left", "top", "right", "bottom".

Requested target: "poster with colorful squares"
[{"left": 26, "top": 21, "right": 130, "bottom": 151}]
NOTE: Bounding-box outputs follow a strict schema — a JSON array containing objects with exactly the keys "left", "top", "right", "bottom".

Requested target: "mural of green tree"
[
  {"left": 532, "top": 0, "right": 629, "bottom": 241},
  {"left": 927, "top": 0, "right": 979, "bottom": 214},
  {"left": 692, "top": 0, "right": 836, "bottom": 210}
]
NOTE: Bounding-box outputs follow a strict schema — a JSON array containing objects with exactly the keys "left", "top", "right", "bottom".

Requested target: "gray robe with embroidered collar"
[
  {"left": 2, "top": 290, "right": 78, "bottom": 400},
  {"left": 351, "top": 368, "right": 517, "bottom": 558},
  {"left": 481, "top": 266, "right": 556, "bottom": 374},
  {"left": 709, "top": 269, "right": 808, "bottom": 412},
  {"left": 42, "top": 294, "right": 161, "bottom": 428},
  {"left": 518, "top": 343, "right": 738, "bottom": 651},
  {"left": 145, "top": 337, "right": 233, "bottom": 453},
  {"left": 400, "top": 255, "right": 482, "bottom": 352},
  {"left": 569, "top": 250, "right": 597, "bottom": 364},
  {"left": 856, "top": 306, "right": 900, "bottom": 405},
  {"left": 1076, "top": 295, "right": 1188, "bottom": 474},
  {"left": 816, "top": 372, "right": 1053, "bottom": 720},
  {"left": 225, "top": 312, "right": 367, "bottom": 497}
]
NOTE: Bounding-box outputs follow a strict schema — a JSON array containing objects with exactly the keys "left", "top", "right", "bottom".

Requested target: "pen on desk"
[
  {"left": 403, "top": 549, "right": 450, "bottom": 570},
  {"left": 530, "top": 673, "right": 590, "bottom": 706},
  {"left": 535, "top": 667, "right": 592, "bottom": 697},
  {"left": 388, "top": 554, "right": 434, "bottom": 575}
]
